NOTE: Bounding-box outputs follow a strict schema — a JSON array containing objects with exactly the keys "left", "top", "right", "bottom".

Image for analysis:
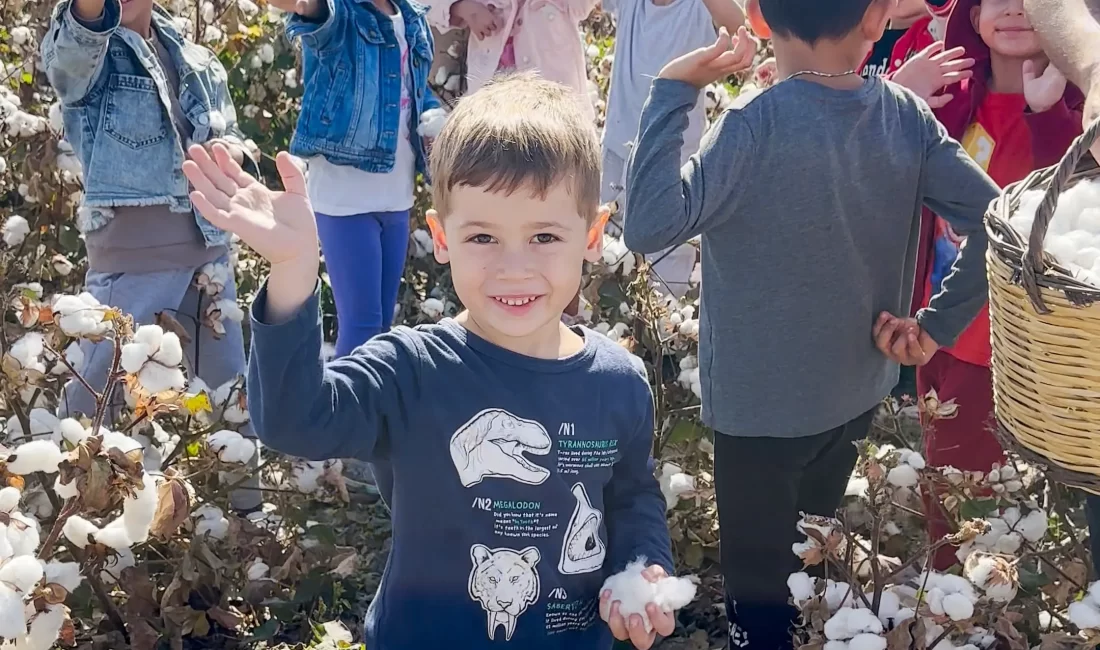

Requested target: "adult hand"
[{"left": 872, "top": 312, "right": 940, "bottom": 366}]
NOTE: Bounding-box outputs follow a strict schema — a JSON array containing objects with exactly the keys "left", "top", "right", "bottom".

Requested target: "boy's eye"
[
  {"left": 533, "top": 233, "right": 560, "bottom": 244},
  {"left": 468, "top": 234, "right": 495, "bottom": 244}
]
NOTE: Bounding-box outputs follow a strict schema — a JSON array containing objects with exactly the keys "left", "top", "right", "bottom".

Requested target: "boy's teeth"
[{"left": 497, "top": 296, "right": 534, "bottom": 306}]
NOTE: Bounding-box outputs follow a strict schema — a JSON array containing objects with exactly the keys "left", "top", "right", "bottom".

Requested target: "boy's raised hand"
[
  {"left": 183, "top": 144, "right": 320, "bottom": 316},
  {"left": 872, "top": 312, "right": 939, "bottom": 366},
  {"left": 658, "top": 26, "right": 756, "bottom": 89},
  {"left": 599, "top": 565, "right": 677, "bottom": 650},
  {"left": 1023, "top": 59, "right": 1069, "bottom": 114},
  {"left": 890, "top": 42, "right": 974, "bottom": 109}
]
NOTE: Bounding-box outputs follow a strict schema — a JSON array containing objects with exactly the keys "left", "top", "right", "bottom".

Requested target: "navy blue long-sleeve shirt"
[{"left": 247, "top": 284, "right": 673, "bottom": 649}]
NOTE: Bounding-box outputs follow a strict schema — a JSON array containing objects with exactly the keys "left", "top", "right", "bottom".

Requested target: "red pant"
[{"left": 916, "top": 351, "right": 1006, "bottom": 569}]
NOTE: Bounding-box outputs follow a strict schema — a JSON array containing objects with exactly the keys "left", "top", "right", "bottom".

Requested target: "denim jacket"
[
  {"left": 286, "top": 0, "right": 440, "bottom": 176},
  {"left": 40, "top": 0, "right": 251, "bottom": 246}
]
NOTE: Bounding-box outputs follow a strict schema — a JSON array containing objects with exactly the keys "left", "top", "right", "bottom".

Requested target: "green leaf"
[
  {"left": 958, "top": 498, "right": 999, "bottom": 520},
  {"left": 666, "top": 419, "right": 700, "bottom": 444},
  {"left": 306, "top": 524, "right": 338, "bottom": 547},
  {"left": 59, "top": 224, "right": 82, "bottom": 252},
  {"left": 20, "top": 71, "right": 32, "bottom": 85},
  {"left": 1018, "top": 567, "right": 1052, "bottom": 591},
  {"left": 185, "top": 439, "right": 202, "bottom": 457},
  {"left": 245, "top": 619, "right": 280, "bottom": 642}
]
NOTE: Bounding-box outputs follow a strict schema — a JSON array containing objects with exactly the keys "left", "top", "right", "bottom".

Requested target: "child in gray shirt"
[{"left": 622, "top": 1, "right": 1000, "bottom": 647}]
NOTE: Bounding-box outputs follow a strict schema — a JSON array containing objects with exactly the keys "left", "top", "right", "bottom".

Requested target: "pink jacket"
[{"left": 427, "top": 0, "right": 597, "bottom": 123}]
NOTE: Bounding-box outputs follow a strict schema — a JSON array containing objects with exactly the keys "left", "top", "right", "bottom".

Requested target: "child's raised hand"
[
  {"left": 658, "top": 26, "right": 756, "bottom": 89},
  {"left": 183, "top": 144, "right": 318, "bottom": 274},
  {"left": 890, "top": 42, "right": 974, "bottom": 109},
  {"left": 599, "top": 565, "right": 677, "bottom": 650},
  {"left": 872, "top": 312, "right": 940, "bottom": 366},
  {"left": 266, "top": 0, "right": 321, "bottom": 16},
  {"left": 452, "top": 0, "right": 505, "bottom": 39},
  {"left": 1023, "top": 59, "right": 1068, "bottom": 114}
]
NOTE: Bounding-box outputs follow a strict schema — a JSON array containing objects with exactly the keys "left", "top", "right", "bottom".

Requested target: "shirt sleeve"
[
  {"left": 622, "top": 78, "right": 754, "bottom": 254},
  {"left": 40, "top": 0, "right": 121, "bottom": 104},
  {"left": 285, "top": 0, "right": 341, "bottom": 51},
  {"left": 916, "top": 106, "right": 1000, "bottom": 346},
  {"left": 602, "top": 378, "right": 674, "bottom": 574},
  {"left": 247, "top": 281, "right": 423, "bottom": 462}
]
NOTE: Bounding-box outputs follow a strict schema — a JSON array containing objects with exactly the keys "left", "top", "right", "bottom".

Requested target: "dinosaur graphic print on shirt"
[{"left": 450, "top": 408, "right": 553, "bottom": 487}]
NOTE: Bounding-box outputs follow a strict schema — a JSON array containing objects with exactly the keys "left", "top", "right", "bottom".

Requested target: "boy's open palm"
[
  {"left": 658, "top": 26, "right": 756, "bottom": 89},
  {"left": 182, "top": 144, "right": 317, "bottom": 269}
]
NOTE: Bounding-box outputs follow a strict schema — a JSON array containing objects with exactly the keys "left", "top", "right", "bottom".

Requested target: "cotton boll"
[
  {"left": 23, "top": 605, "right": 67, "bottom": 650},
  {"left": 417, "top": 108, "right": 448, "bottom": 139},
  {"left": 0, "top": 487, "right": 20, "bottom": 514},
  {"left": 992, "top": 532, "right": 1022, "bottom": 555},
  {"left": 6, "top": 440, "right": 65, "bottom": 475},
  {"left": 886, "top": 464, "right": 919, "bottom": 488},
  {"left": 1016, "top": 509, "right": 1047, "bottom": 542},
  {"left": 42, "top": 560, "right": 82, "bottom": 593},
  {"left": 601, "top": 559, "right": 697, "bottom": 633},
  {"left": 120, "top": 342, "right": 151, "bottom": 374},
  {"left": 898, "top": 450, "right": 926, "bottom": 470},
  {"left": 411, "top": 228, "right": 434, "bottom": 258},
  {"left": 122, "top": 473, "right": 158, "bottom": 544},
  {"left": 8, "top": 512, "right": 40, "bottom": 557},
  {"left": 2, "top": 215, "right": 30, "bottom": 247},
  {"left": 0, "top": 583, "right": 26, "bottom": 638},
  {"left": 824, "top": 581, "right": 855, "bottom": 611},
  {"left": 62, "top": 516, "right": 100, "bottom": 549},
  {"left": 207, "top": 430, "right": 256, "bottom": 464},
  {"left": 137, "top": 363, "right": 187, "bottom": 394},
  {"left": 194, "top": 506, "right": 229, "bottom": 540},
  {"left": 0, "top": 554, "right": 44, "bottom": 592},
  {"left": 1069, "top": 601, "right": 1100, "bottom": 630},
  {"left": 942, "top": 592, "right": 975, "bottom": 621},
  {"left": 153, "top": 332, "right": 184, "bottom": 366},
  {"left": 825, "top": 642, "right": 850, "bottom": 650},
  {"left": 94, "top": 518, "right": 134, "bottom": 550},
  {"left": 926, "top": 587, "right": 946, "bottom": 616},
  {"left": 420, "top": 298, "right": 445, "bottom": 319},
  {"left": 54, "top": 418, "right": 88, "bottom": 447},
  {"left": 788, "top": 572, "right": 816, "bottom": 603},
  {"left": 876, "top": 590, "right": 901, "bottom": 626},
  {"left": 849, "top": 634, "right": 887, "bottom": 650}
]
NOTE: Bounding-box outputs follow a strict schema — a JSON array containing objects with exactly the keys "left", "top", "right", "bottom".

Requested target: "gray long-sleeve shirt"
[{"left": 623, "top": 76, "right": 1000, "bottom": 438}]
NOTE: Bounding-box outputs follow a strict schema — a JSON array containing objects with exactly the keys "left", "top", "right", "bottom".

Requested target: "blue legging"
[{"left": 315, "top": 210, "right": 411, "bottom": 357}]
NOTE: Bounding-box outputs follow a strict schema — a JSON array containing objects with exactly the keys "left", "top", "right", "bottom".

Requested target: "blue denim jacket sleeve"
[
  {"left": 41, "top": 0, "right": 121, "bottom": 104},
  {"left": 285, "top": 0, "right": 342, "bottom": 52},
  {"left": 424, "top": 88, "right": 442, "bottom": 112}
]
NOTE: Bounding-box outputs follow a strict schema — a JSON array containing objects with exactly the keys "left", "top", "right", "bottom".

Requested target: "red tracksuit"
[
  {"left": 912, "top": 0, "right": 1084, "bottom": 568},
  {"left": 861, "top": 0, "right": 955, "bottom": 78}
]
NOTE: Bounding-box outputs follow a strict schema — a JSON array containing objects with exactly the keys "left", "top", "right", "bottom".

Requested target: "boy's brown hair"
[{"left": 429, "top": 71, "right": 601, "bottom": 222}]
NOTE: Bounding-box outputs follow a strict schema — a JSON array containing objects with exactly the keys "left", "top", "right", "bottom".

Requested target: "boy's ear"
[
  {"left": 862, "top": 0, "right": 893, "bottom": 42},
  {"left": 584, "top": 205, "right": 611, "bottom": 263},
  {"left": 426, "top": 209, "right": 450, "bottom": 264}
]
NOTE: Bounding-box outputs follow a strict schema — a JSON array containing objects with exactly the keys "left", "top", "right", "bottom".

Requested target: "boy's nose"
[{"left": 495, "top": 251, "right": 534, "bottom": 278}]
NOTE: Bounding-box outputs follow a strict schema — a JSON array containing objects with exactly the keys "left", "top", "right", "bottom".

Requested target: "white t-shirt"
[{"left": 307, "top": 9, "right": 417, "bottom": 216}]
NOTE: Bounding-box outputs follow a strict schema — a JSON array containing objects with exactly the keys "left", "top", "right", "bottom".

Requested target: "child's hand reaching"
[
  {"left": 1023, "top": 59, "right": 1068, "bottom": 114},
  {"left": 658, "top": 26, "right": 756, "bottom": 89},
  {"left": 599, "top": 565, "right": 677, "bottom": 650},
  {"left": 183, "top": 144, "right": 320, "bottom": 319},
  {"left": 452, "top": 0, "right": 505, "bottom": 39},
  {"left": 872, "top": 312, "right": 940, "bottom": 366},
  {"left": 267, "top": 0, "right": 322, "bottom": 17},
  {"left": 890, "top": 42, "right": 974, "bottom": 109}
]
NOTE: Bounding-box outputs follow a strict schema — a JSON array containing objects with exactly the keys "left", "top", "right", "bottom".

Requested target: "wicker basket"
[{"left": 985, "top": 119, "right": 1100, "bottom": 494}]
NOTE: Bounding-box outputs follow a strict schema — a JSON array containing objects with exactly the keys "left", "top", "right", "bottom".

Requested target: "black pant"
[{"left": 714, "top": 409, "right": 876, "bottom": 650}]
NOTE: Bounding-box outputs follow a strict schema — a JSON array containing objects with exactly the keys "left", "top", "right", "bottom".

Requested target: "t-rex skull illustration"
[{"left": 450, "top": 409, "right": 552, "bottom": 487}]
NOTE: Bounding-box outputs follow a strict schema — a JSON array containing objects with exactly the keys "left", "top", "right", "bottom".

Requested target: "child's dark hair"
[
  {"left": 760, "top": 0, "right": 880, "bottom": 44},
  {"left": 429, "top": 71, "right": 601, "bottom": 221}
]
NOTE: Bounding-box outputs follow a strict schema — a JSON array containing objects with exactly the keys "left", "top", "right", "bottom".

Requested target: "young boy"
[
  {"left": 182, "top": 74, "right": 678, "bottom": 650},
  {"left": 902, "top": 0, "right": 1083, "bottom": 569},
  {"left": 41, "top": 0, "right": 261, "bottom": 511},
  {"left": 622, "top": 2, "right": 1000, "bottom": 648},
  {"left": 600, "top": 0, "right": 746, "bottom": 299}
]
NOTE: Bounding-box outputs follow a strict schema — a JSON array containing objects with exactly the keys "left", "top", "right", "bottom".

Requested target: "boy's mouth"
[{"left": 490, "top": 295, "right": 543, "bottom": 312}]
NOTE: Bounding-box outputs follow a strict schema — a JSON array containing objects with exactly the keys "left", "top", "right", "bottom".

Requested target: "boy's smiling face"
[
  {"left": 427, "top": 182, "right": 607, "bottom": 353},
  {"left": 972, "top": 0, "right": 1041, "bottom": 59}
]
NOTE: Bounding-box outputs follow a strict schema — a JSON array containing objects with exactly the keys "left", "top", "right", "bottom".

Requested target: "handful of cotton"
[
  {"left": 601, "top": 558, "right": 698, "bottom": 633},
  {"left": 417, "top": 108, "right": 448, "bottom": 139},
  {"left": 1007, "top": 179, "right": 1100, "bottom": 287}
]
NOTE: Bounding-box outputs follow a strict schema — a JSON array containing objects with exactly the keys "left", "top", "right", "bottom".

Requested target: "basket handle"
[{"left": 1021, "top": 117, "right": 1100, "bottom": 313}]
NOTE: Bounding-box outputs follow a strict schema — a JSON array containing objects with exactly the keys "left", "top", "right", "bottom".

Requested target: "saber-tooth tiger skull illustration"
[
  {"left": 468, "top": 545, "right": 541, "bottom": 641},
  {"left": 450, "top": 409, "right": 552, "bottom": 487}
]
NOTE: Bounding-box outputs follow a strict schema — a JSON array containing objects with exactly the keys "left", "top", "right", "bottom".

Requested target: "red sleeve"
[
  {"left": 1025, "top": 99, "right": 1085, "bottom": 169},
  {"left": 886, "top": 18, "right": 934, "bottom": 75}
]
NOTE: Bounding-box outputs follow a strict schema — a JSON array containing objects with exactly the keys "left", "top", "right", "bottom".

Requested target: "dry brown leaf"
[
  {"left": 206, "top": 606, "right": 243, "bottom": 630},
  {"left": 330, "top": 551, "right": 358, "bottom": 578},
  {"left": 994, "top": 614, "right": 1028, "bottom": 650},
  {"left": 886, "top": 619, "right": 915, "bottom": 650},
  {"left": 150, "top": 478, "right": 191, "bottom": 540}
]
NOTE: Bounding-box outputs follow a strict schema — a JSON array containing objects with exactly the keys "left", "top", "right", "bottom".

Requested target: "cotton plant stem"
[
  {"left": 91, "top": 336, "right": 124, "bottom": 436},
  {"left": 45, "top": 343, "right": 99, "bottom": 401}
]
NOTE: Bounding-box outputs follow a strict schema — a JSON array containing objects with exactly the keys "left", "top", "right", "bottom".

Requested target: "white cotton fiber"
[
  {"left": 0, "top": 487, "right": 20, "bottom": 513},
  {"left": 1069, "top": 601, "right": 1100, "bottom": 630},
  {"left": 62, "top": 515, "right": 100, "bottom": 548},
  {"left": 601, "top": 558, "right": 698, "bottom": 633},
  {"left": 1009, "top": 181, "right": 1100, "bottom": 286},
  {"left": 0, "top": 554, "right": 44, "bottom": 592},
  {"left": 5, "top": 440, "right": 65, "bottom": 475},
  {"left": 24, "top": 604, "right": 66, "bottom": 650},
  {"left": 849, "top": 634, "right": 887, "bottom": 650},
  {"left": 8, "top": 512, "right": 40, "bottom": 557},
  {"left": 417, "top": 108, "right": 448, "bottom": 139},
  {"left": 788, "top": 572, "right": 816, "bottom": 603},
  {"left": 0, "top": 583, "right": 26, "bottom": 639},
  {"left": 94, "top": 518, "right": 134, "bottom": 550},
  {"left": 122, "top": 473, "right": 159, "bottom": 544},
  {"left": 42, "top": 560, "right": 83, "bottom": 592},
  {"left": 942, "top": 592, "right": 975, "bottom": 621}
]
